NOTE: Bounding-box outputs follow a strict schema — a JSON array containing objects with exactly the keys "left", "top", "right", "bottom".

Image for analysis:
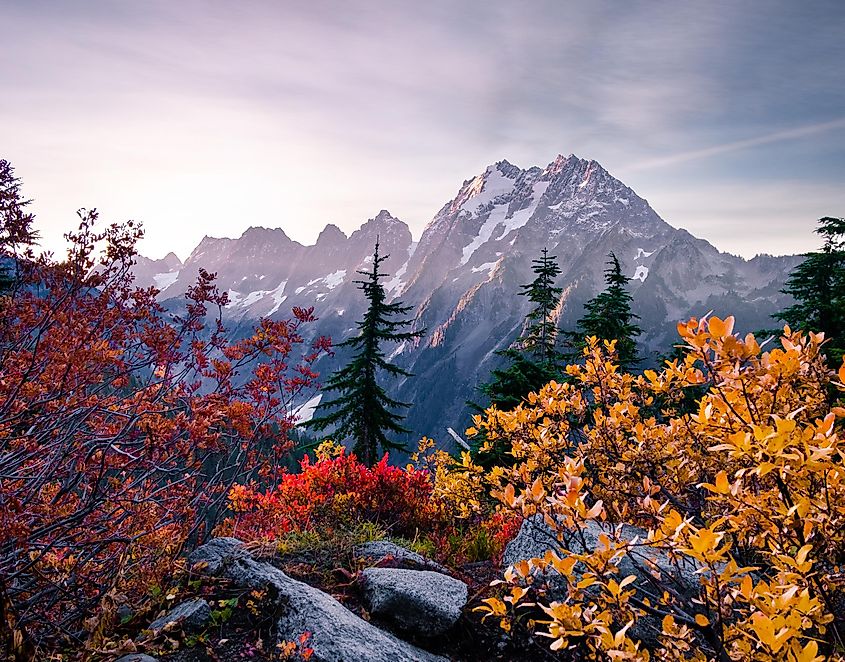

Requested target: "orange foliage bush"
[
  {"left": 0, "top": 212, "right": 329, "bottom": 653},
  {"left": 470, "top": 318, "right": 845, "bottom": 660}
]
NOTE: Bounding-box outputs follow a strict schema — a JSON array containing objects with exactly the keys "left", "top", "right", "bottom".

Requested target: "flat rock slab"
[
  {"left": 115, "top": 656, "right": 159, "bottom": 662},
  {"left": 362, "top": 567, "right": 468, "bottom": 638},
  {"left": 353, "top": 541, "right": 450, "bottom": 575},
  {"left": 147, "top": 597, "right": 211, "bottom": 634},
  {"left": 189, "top": 537, "right": 446, "bottom": 662}
]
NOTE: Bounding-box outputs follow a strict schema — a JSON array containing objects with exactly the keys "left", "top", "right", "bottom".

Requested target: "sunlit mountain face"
[{"left": 135, "top": 155, "right": 798, "bottom": 449}]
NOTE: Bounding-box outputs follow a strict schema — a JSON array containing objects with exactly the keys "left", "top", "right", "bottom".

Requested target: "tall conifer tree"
[
  {"left": 574, "top": 252, "right": 641, "bottom": 371},
  {"left": 0, "top": 159, "right": 38, "bottom": 292},
  {"left": 306, "top": 240, "right": 423, "bottom": 466},
  {"left": 776, "top": 216, "right": 845, "bottom": 363},
  {"left": 476, "top": 249, "right": 564, "bottom": 412},
  {"left": 518, "top": 247, "right": 564, "bottom": 365}
]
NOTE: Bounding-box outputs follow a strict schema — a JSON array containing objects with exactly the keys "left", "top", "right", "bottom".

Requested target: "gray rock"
[
  {"left": 115, "top": 655, "right": 158, "bottom": 662},
  {"left": 187, "top": 536, "right": 251, "bottom": 574},
  {"left": 189, "top": 538, "right": 446, "bottom": 662},
  {"left": 147, "top": 598, "right": 211, "bottom": 634},
  {"left": 362, "top": 567, "right": 468, "bottom": 638},
  {"left": 504, "top": 516, "right": 702, "bottom": 599},
  {"left": 502, "top": 515, "right": 565, "bottom": 569},
  {"left": 353, "top": 541, "right": 449, "bottom": 575},
  {"left": 503, "top": 516, "right": 708, "bottom": 646},
  {"left": 116, "top": 604, "right": 133, "bottom": 623}
]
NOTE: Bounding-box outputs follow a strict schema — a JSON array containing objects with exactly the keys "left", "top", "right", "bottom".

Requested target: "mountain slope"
[{"left": 135, "top": 155, "right": 799, "bottom": 449}]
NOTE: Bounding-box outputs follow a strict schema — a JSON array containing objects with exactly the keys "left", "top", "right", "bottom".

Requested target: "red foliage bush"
[
  {"left": 0, "top": 210, "right": 329, "bottom": 653},
  {"left": 222, "top": 443, "right": 439, "bottom": 540}
]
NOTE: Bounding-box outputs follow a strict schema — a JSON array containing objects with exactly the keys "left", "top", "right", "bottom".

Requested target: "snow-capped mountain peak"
[{"left": 132, "top": 153, "right": 799, "bottom": 448}]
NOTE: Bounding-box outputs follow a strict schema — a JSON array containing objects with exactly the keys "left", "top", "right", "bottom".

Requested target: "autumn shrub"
[
  {"left": 0, "top": 212, "right": 329, "bottom": 656},
  {"left": 468, "top": 318, "right": 845, "bottom": 660},
  {"left": 221, "top": 441, "right": 440, "bottom": 541}
]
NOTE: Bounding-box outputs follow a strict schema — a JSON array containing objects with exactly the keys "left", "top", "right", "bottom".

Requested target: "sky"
[{"left": 2, "top": 1, "right": 844, "bottom": 260}]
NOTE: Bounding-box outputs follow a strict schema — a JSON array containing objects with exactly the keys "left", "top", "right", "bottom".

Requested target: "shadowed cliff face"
[{"left": 135, "top": 156, "right": 798, "bottom": 450}]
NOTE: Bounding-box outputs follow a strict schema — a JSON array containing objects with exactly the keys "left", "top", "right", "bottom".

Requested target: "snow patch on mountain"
[
  {"left": 388, "top": 341, "right": 407, "bottom": 360},
  {"left": 460, "top": 203, "right": 511, "bottom": 265},
  {"left": 153, "top": 271, "right": 179, "bottom": 290},
  {"left": 495, "top": 181, "right": 549, "bottom": 240},
  {"left": 460, "top": 181, "right": 548, "bottom": 266},
  {"left": 226, "top": 290, "right": 243, "bottom": 307},
  {"left": 635, "top": 248, "right": 655, "bottom": 260},
  {"left": 294, "top": 393, "right": 322, "bottom": 424},
  {"left": 323, "top": 270, "right": 346, "bottom": 289},
  {"left": 240, "top": 290, "right": 265, "bottom": 307},
  {"left": 471, "top": 261, "right": 499, "bottom": 274},
  {"left": 268, "top": 280, "right": 288, "bottom": 315},
  {"left": 633, "top": 265, "right": 649, "bottom": 282},
  {"left": 459, "top": 166, "right": 516, "bottom": 213},
  {"left": 385, "top": 242, "right": 418, "bottom": 295}
]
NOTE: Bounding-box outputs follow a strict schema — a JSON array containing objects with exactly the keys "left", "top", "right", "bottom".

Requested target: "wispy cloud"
[
  {"left": 623, "top": 118, "right": 845, "bottom": 172},
  {"left": 1, "top": 1, "right": 843, "bottom": 259}
]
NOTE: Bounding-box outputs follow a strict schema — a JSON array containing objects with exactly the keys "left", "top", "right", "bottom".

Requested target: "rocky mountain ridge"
[{"left": 134, "top": 154, "right": 799, "bottom": 446}]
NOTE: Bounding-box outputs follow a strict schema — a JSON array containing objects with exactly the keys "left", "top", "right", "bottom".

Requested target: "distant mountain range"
[{"left": 133, "top": 154, "right": 799, "bottom": 449}]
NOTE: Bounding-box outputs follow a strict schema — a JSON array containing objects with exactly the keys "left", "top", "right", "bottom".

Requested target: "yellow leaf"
[
  {"left": 795, "top": 640, "right": 821, "bottom": 662},
  {"left": 618, "top": 575, "right": 637, "bottom": 590},
  {"left": 694, "top": 614, "right": 710, "bottom": 627},
  {"left": 503, "top": 483, "right": 515, "bottom": 507},
  {"left": 584, "top": 500, "right": 603, "bottom": 520},
  {"left": 803, "top": 520, "right": 813, "bottom": 541},
  {"left": 740, "top": 574, "right": 753, "bottom": 599},
  {"left": 795, "top": 544, "right": 813, "bottom": 566},
  {"left": 551, "top": 555, "right": 578, "bottom": 576},
  {"left": 529, "top": 477, "right": 545, "bottom": 501}
]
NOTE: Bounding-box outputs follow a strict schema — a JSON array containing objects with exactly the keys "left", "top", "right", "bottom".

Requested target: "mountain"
[{"left": 134, "top": 154, "right": 799, "bottom": 449}]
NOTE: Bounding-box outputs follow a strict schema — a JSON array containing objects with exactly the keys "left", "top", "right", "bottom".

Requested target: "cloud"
[
  {"left": 623, "top": 118, "right": 845, "bottom": 172},
  {"left": 1, "top": 1, "right": 843, "bottom": 258},
  {"left": 644, "top": 180, "right": 845, "bottom": 257}
]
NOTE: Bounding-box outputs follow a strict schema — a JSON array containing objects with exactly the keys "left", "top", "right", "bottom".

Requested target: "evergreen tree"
[
  {"left": 470, "top": 249, "right": 564, "bottom": 465},
  {"left": 573, "top": 252, "right": 641, "bottom": 371},
  {"left": 518, "top": 247, "right": 564, "bottom": 364},
  {"left": 477, "top": 249, "right": 564, "bottom": 411},
  {"left": 0, "top": 159, "right": 38, "bottom": 292},
  {"left": 305, "top": 240, "right": 423, "bottom": 466},
  {"left": 776, "top": 216, "right": 845, "bottom": 363}
]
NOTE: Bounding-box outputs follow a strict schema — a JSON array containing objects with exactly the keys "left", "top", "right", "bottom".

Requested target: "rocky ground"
[{"left": 108, "top": 535, "right": 562, "bottom": 662}]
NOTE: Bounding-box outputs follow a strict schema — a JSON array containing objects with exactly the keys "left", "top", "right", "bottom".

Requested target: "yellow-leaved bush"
[{"left": 468, "top": 316, "right": 845, "bottom": 661}]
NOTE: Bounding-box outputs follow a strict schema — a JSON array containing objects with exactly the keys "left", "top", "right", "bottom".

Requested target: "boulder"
[
  {"left": 353, "top": 541, "right": 449, "bottom": 575},
  {"left": 189, "top": 537, "right": 446, "bottom": 662},
  {"left": 504, "top": 516, "right": 703, "bottom": 599},
  {"left": 503, "top": 516, "right": 711, "bottom": 647},
  {"left": 115, "top": 656, "right": 158, "bottom": 662},
  {"left": 187, "top": 536, "right": 251, "bottom": 574},
  {"left": 361, "top": 567, "right": 468, "bottom": 638},
  {"left": 146, "top": 598, "right": 211, "bottom": 634}
]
